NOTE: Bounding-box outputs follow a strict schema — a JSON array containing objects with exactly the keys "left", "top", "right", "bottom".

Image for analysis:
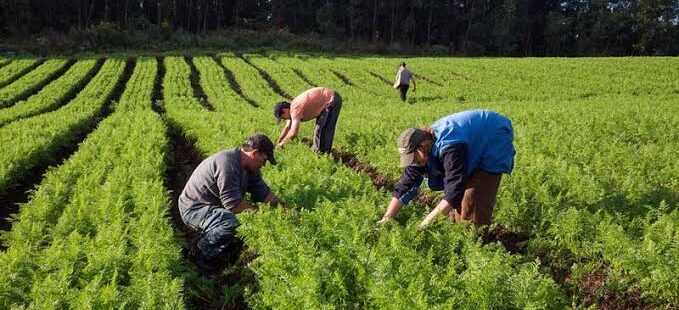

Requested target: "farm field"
[{"left": 0, "top": 54, "right": 677, "bottom": 309}]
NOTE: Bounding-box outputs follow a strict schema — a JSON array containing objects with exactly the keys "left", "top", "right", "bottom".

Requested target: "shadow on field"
[
  {"left": 158, "top": 55, "right": 254, "bottom": 309},
  {"left": 291, "top": 68, "right": 317, "bottom": 87},
  {"left": 591, "top": 188, "right": 677, "bottom": 219},
  {"left": 0, "top": 58, "right": 135, "bottom": 249},
  {"left": 165, "top": 118, "right": 256, "bottom": 310},
  {"left": 186, "top": 56, "right": 216, "bottom": 111},
  {"left": 238, "top": 54, "right": 293, "bottom": 100},
  {"left": 409, "top": 95, "right": 446, "bottom": 104},
  {"left": 367, "top": 71, "right": 391, "bottom": 86},
  {"left": 212, "top": 55, "right": 260, "bottom": 108}
]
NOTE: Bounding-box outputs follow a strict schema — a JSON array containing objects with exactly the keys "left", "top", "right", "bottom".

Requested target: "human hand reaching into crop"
[
  {"left": 376, "top": 217, "right": 393, "bottom": 225},
  {"left": 377, "top": 198, "right": 403, "bottom": 225},
  {"left": 419, "top": 199, "right": 452, "bottom": 229}
]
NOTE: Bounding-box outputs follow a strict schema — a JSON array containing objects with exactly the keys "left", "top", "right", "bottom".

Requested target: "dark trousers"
[
  {"left": 397, "top": 84, "right": 409, "bottom": 101},
  {"left": 428, "top": 171, "right": 502, "bottom": 226},
  {"left": 313, "top": 92, "right": 342, "bottom": 153},
  {"left": 180, "top": 205, "right": 240, "bottom": 263}
]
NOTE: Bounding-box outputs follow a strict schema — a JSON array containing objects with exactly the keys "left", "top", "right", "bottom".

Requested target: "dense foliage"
[
  {"left": 240, "top": 53, "right": 679, "bottom": 306},
  {"left": 0, "top": 59, "right": 99, "bottom": 127},
  {"left": 0, "top": 54, "right": 676, "bottom": 308},
  {"left": 2, "top": 1, "right": 679, "bottom": 55},
  {"left": 0, "top": 57, "right": 185, "bottom": 308},
  {"left": 0, "top": 58, "right": 124, "bottom": 194}
]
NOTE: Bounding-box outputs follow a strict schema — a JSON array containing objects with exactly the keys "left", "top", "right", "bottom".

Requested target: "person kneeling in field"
[
  {"left": 179, "top": 134, "right": 285, "bottom": 274},
  {"left": 377, "top": 109, "right": 516, "bottom": 228},
  {"left": 273, "top": 87, "right": 342, "bottom": 154}
]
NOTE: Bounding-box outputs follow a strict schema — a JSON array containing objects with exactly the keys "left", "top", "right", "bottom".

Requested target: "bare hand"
[
  {"left": 277, "top": 141, "right": 285, "bottom": 149},
  {"left": 376, "top": 217, "right": 393, "bottom": 225},
  {"left": 417, "top": 219, "right": 431, "bottom": 230}
]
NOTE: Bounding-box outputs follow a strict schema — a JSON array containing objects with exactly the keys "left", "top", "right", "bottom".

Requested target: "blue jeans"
[{"left": 180, "top": 205, "right": 240, "bottom": 262}]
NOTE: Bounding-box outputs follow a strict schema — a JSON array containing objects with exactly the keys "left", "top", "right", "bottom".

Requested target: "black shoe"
[
  {"left": 193, "top": 251, "right": 221, "bottom": 276},
  {"left": 222, "top": 237, "right": 244, "bottom": 266},
  {"left": 187, "top": 237, "right": 199, "bottom": 257}
]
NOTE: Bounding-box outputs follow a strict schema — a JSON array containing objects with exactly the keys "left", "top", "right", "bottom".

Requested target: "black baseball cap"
[
  {"left": 396, "top": 128, "right": 428, "bottom": 167},
  {"left": 273, "top": 101, "right": 290, "bottom": 124},
  {"left": 246, "top": 134, "right": 277, "bottom": 165}
]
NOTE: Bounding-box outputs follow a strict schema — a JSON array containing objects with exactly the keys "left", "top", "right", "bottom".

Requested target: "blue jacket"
[{"left": 393, "top": 109, "right": 515, "bottom": 205}]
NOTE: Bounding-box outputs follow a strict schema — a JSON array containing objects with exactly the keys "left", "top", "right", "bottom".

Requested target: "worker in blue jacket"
[{"left": 377, "top": 109, "right": 516, "bottom": 227}]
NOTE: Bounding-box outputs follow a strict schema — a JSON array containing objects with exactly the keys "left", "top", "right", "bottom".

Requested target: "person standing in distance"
[{"left": 394, "top": 62, "right": 417, "bottom": 102}]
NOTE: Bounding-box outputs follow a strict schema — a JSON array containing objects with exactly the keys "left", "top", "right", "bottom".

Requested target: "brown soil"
[
  {"left": 152, "top": 56, "right": 166, "bottom": 114},
  {"left": 413, "top": 73, "right": 443, "bottom": 86},
  {"left": 331, "top": 149, "right": 395, "bottom": 190},
  {"left": 0, "top": 58, "right": 134, "bottom": 248},
  {"left": 212, "top": 56, "right": 260, "bottom": 108},
  {"left": 0, "top": 166, "right": 45, "bottom": 236},
  {"left": 367, "top": 71, "right": 392, "bottom": 86},
  {"left": 331, "top": 70, "right": 355, "bottom": 87},
  {"left": 578, "top": 268, "right": 651, "bottom": 310},
  {"left": 291, "top": 68, "right": 317, "bottom": 87},
  {"left": 299, "top": 138, "right": 394, "bottom": 191},
  {"left": 185, "top": 56, "right": 216, "bottom": 111},
  {"left": 215, "top": 249, "right": 259, "bottom": 310},
  {"left": 481, "top": 226, "right": 529, "bottom": 254}
]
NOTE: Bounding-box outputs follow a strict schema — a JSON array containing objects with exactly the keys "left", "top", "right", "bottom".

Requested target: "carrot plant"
[
  {"left": 0, "top": 58, "right": 99, "bottom": 127},
  {"left": 273, "top": 54, "right": 679, "bottom": 306},
  {"left": 163, "top": 55, "right": 567, "bottom": 308},
  {"left": 0, "top": 58, "right": 70, "bottom": 108},
  {"left": 0, "top": 57, "right": 185, "bottom": 308},
  {"left": 0, "top": 58, "right": 41, "bottom": 88},
  {"left": 0, "top": 58, "right": 126, "bottom": 194}
]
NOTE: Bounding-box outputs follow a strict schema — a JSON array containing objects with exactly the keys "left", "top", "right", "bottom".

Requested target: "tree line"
[{"left": 1, "top": 0, "right": 678, "bottom": 56}]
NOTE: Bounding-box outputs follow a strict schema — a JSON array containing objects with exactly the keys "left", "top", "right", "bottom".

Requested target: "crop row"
[
  {"left": 337, "top": 56, "right": 679, "bottom": 101},
  {"left": 219, "top": 54, "right": 283, "bottom": 108},
  {"left": 0, "top": 59, "right": 126, "bottom": 194},
  {"left": 0, "top": 57, "right": 185, "bottom": 308},
  {"left": 0, "top": 58, "right": 42, "bottom": 88},
  {"left": 0, "top": 59, "right": 100, "bottom": 127},
  {"left": 191, "top": 56, "right": 244, "bottom": 112},
  {"left": 0, "top": 58, "right": 11, "bottom": 68},
  {"left": 244, "top": 54, "right": 679, "bottom": 306},
  {"left": 177, "top": 56, "right": 567, "bottom": 308},
  {"left": 0, "top": 58, "right": 71, "bottom": 108}
]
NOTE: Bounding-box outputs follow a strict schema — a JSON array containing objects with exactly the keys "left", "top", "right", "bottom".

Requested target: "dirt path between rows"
[
  {"left": 186, "top": 56, "right": 216, "bottom": 111},
  {"left": 238, "top": 55, "right": 293, "bottom": 100},
  {"left": 212, "top": 55, "right": 260, "bottom": 108},
  {"left": 161, "top": 56, "right": 256, "bottom": 309},
  {"left": 0, "top": 58, "right": 135, "bottom": 249},
  {"left": 300, "top": 138, "right": 655, "bottom": 308}
]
